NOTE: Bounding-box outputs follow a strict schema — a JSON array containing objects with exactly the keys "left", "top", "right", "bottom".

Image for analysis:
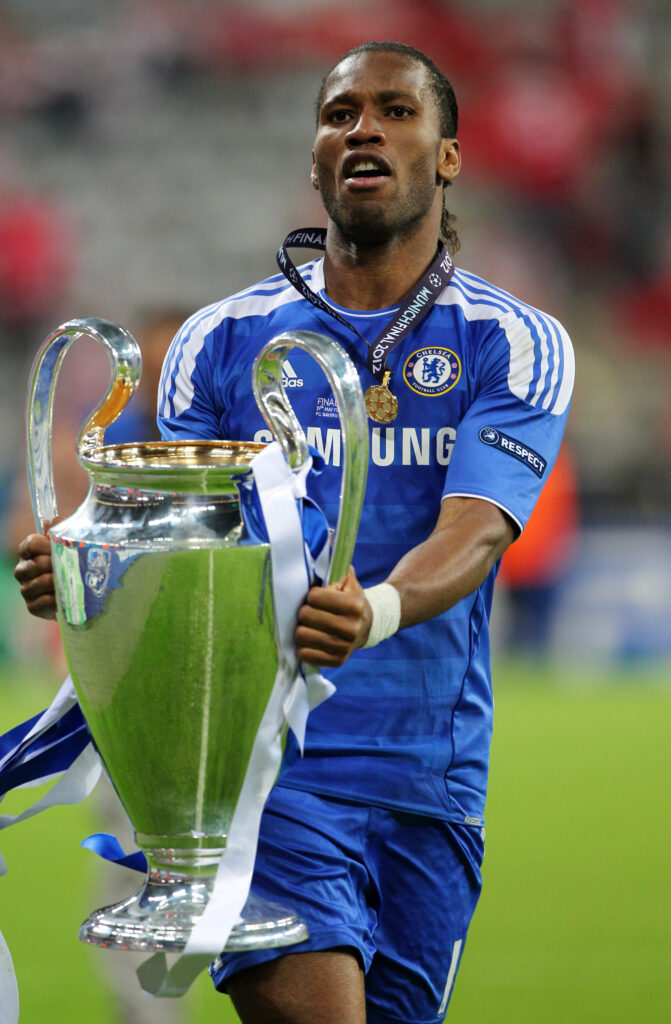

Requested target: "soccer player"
[{"left": 15, "top": 42, "right": 574, "bottom": 1023}]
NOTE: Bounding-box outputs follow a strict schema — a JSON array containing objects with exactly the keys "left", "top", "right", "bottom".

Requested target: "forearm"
[
  {"left": 386, "top": 497, "right": 515, "bottom": 629},
  {"left": 296, "top": 497, "right": 514, "bottom": 666}
]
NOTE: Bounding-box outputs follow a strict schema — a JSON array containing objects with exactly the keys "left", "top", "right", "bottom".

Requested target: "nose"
[{"left": 346, "top": 109, "right": 385, "bottom": 147}]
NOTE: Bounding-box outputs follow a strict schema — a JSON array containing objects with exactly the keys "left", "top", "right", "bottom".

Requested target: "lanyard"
[{"left": 276, "top": 228, "right": 455, "bottom": 422}]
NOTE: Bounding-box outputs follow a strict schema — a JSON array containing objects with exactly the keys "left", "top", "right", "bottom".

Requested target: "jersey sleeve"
[
  {"left": 156, "top": 306, "right": 223, "bottom": 441},
  {"left": 444, "top": 307, "right": 575, "bottom": 534}
]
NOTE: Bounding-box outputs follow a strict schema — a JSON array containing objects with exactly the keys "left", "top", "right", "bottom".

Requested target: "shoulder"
[
  {"left": 440, "top": 267, "right": 574, "bottom": 415},
  {"left": 158, "top": 261, "right": 321, "bottom": 406},
  {"left": 441, "top": 267, "right": 570, "bottom": 339},
  {"left": 183, "top": 259, "right": 321, "bottom": 340}
]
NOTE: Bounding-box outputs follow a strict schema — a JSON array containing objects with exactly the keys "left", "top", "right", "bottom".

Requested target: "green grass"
[
  {"left": 451, "top": 659, "right": 671, "bottom": 1023},
  {"left": 1, "top": 658, "right": 670, "bottom": 1023}
]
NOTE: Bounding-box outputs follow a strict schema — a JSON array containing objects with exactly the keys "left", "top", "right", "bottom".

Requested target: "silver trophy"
[{"left": 26, "top": 318, "right": 368, "bottom": 953}]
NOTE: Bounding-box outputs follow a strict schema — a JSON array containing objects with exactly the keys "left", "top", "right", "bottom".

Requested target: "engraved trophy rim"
[
  {"left": 79, "top": 440, "right": 268, "bottom": 495},
  {"left": 81, "top": 438, "right": 266, "bottom": 471}
]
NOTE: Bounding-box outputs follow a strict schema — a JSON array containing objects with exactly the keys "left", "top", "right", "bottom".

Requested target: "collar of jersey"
[{"left": 310, "top": 258, "right": 402, "bottom": 320}]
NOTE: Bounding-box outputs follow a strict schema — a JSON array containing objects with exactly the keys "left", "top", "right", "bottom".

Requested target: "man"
[{"left": 15, "top": 42, "right": 574, "bottom": 1023}]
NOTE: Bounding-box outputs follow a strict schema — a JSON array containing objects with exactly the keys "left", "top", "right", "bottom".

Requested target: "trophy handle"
[
  {"left": 26, "top": 317, "right": 142, "bottom": 532},
  {"left": 253, "top": 331, "right": 368, "bottom": 584}
]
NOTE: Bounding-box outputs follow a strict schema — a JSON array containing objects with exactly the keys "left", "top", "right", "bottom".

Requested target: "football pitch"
[{"left": 1, "top": 658, "right": 670, "bottom": 1023}]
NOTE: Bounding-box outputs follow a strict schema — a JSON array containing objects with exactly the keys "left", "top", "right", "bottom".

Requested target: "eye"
[
  {"left": 326, "top": 109, "right": 352, "bottom": 124},
  {"left": 386, "top": 105, "right": 414, "bottom": 119}
]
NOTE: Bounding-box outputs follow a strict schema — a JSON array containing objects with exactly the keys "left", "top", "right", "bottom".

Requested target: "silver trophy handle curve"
[
  {"left": 253, "top": 330, "right": 369, "bottom": 585},
  {"left": 26, "top": 317, "right": 142, "bottom": 533}
]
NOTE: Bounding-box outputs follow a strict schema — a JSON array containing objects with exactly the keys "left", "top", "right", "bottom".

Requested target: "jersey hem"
[{"left": 274, "top": 777, "right": 486, "bottom": 828}]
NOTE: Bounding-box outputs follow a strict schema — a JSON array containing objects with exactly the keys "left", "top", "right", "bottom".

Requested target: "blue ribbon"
[
  {"left": 237, "top": 447, "right": 330, "bottom": 583},
  {"left": 0, "top": 711, "right": 45, "bottom": 766},
  {"left": 81, "top": 832, "right": 148, "bottom": 873},
  {"left": 0, "top": 704, "right": 90, "bottom": 797}
]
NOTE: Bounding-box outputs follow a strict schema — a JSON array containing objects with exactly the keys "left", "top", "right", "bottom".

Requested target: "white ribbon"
[
  {"left": 136, "top": 442, "right": 334, "bottom": 997},
  {"left": 0, "top": 676, "right": 103, "bottom": 1024},
  {"left": 0, "top": 675, "right": 79, "bottom": 777},
  {"left": 0, "top": 930, "right": 19, "bottom": 1023},
  {"left": 0, "top": 744, "right": 102, "bottom": 868}
]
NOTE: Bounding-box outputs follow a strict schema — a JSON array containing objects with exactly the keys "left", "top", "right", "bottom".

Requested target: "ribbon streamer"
[
  {"left": 0, "top": 679, "right": 103, "bottom": 1024},
  {"left": 0, "top": 930, "right": 19, "bottom": 1023},
  {"left": 81, "top": 833, "right": 148, "bottom": 873},
  {"left": 0, "top": 677, "right": 102, "bottom": 871}
]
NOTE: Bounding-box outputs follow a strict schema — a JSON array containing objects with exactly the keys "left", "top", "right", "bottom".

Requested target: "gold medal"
[{"left": 364, "top": 371, "right": 398, "bottom": 424}]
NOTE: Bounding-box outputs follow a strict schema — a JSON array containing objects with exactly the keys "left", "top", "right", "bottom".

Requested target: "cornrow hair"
[
  {"left": 440, "top": 201, "right": 460, "bottom": 257},
  {"left": 315, "top": 41, "right": 460, "bottom": 255}
]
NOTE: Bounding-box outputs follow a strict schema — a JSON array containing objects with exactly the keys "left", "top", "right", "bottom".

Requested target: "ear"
[
  {"left": 311, "top": 152, "right": 319, "bottom": 191},
  {"left": 436, "top": 139, "right": 461, "bottom": 186}
]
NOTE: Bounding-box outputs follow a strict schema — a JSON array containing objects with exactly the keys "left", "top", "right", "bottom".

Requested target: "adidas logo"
[{"left": 282, "top": 359, "right": 304, "bottom": 388}]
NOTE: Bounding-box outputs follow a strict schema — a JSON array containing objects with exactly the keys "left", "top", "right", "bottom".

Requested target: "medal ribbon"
[{"left": 276, "top": 227, "right": 455, "bottom": 383}]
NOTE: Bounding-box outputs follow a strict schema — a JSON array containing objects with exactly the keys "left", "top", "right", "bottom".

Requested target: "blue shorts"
[{"left": 210, "top": 784, "right": 484, "bottom": 1023}]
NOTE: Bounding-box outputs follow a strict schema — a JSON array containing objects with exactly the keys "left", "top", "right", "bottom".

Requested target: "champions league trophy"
[{"left": 25, "top": 317, "right": 368, "bottom": 955}]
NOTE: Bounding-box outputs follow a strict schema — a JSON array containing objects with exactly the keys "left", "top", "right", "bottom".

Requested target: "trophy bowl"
[{"left": 25, "top": 319, "right": 368, "bottom": 955}]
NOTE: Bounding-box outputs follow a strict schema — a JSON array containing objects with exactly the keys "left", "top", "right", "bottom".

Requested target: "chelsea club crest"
[{"left": 403, "top": 347, "right": 461, "bottom": 397}]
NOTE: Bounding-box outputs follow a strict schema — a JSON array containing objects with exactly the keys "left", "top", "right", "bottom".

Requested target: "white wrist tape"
[{"left": 363, "top": 583, "right": 402, "bottom": 649}]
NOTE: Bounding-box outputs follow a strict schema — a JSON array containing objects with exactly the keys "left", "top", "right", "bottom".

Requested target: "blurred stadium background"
[{"left": 0, "top": 1, "right": 669, "bottom": 1021}]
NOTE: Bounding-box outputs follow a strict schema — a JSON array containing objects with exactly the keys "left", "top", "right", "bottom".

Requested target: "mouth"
[{"left": 342, "top": 153, "right": 392, "bottom": 190}]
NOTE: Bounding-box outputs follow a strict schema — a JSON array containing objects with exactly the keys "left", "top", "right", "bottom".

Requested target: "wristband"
[{"left": 362, "top": 583, "right": 402, "bottom": 649}]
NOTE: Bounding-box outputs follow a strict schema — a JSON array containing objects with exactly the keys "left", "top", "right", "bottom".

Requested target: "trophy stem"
[
  {"left": 137, "top": 834, "right": 228, "bottom": 875},
  {"left": 78, "top": 842, "right": 308, "bottom": 954}
]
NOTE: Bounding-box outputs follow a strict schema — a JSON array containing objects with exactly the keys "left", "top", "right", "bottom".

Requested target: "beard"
[
  {"left": 317, "top": 159, "right": 439, "bottom": 248},
  {"left": 324, "top": 200, "right": 402, "bottom": 246}
]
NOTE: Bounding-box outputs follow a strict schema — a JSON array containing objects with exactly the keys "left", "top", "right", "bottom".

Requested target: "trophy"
[{"left": 26, "top": 317, "right": 368, "bottom": 954}]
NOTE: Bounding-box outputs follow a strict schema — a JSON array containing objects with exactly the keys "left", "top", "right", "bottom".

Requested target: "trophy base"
[{"left": 79, "top": 869, "right": 309, "bottom": 953}]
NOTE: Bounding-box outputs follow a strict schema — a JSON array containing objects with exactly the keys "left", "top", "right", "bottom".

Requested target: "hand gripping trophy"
[{"left": 21, "top": 317, "right": 368, "bottom": 985}]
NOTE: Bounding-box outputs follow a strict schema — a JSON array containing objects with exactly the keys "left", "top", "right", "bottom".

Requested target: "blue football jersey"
[{"left": 158, "top": 258, "right": 574, "bottom": 825}]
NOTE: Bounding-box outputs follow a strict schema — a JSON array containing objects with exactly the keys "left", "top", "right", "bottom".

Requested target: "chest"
[{"left": 218, "top": 311, "right": 475, "bottom": 447}]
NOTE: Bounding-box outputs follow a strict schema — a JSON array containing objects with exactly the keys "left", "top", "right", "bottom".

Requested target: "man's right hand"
[{"left": 14, "top": 533, "right": 57, "bottom": 620}]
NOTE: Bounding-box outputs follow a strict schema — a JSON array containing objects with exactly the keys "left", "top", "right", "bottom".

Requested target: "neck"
[{"left": 322, "top": 218, "right": 442, "bottom": 311}]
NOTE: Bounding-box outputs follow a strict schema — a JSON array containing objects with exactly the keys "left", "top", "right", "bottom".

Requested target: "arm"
[{"left": 295, "top": 495, "right": 515, "bottom": 667}]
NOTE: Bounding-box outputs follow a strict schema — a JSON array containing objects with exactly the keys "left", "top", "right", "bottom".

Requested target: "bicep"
[
  {"left": 435, "top": 495, "right": 516, "bottom": 561},
  {"left": 444, "top": 312, "right": 574, "bottom": 533}
]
